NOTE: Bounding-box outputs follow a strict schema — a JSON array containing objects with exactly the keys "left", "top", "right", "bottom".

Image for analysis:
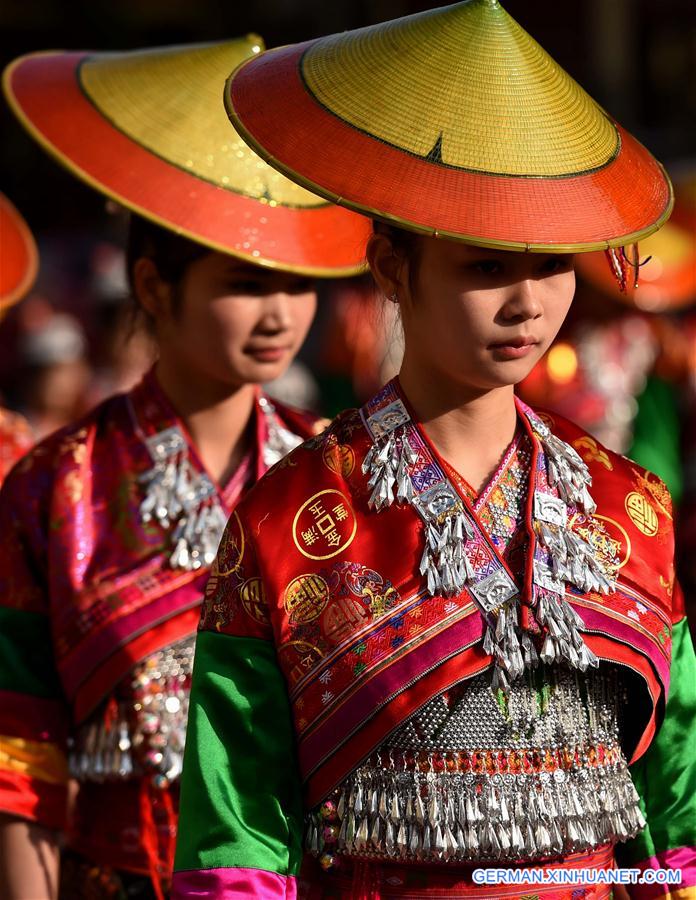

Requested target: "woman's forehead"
[
  {"left": 207, "top": 252, "right": 313, "bottom": 282},
  {"left": 423, "top": 238, "right": 572, "bottom": 263}
]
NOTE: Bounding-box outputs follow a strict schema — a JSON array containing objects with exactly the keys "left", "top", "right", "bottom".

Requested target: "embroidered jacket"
[
  {"left": 173, "top": 380, "right": 696, "bottom": 899},
  {"left": 0, "top": 368, "right": 324, "bottom": 875}
]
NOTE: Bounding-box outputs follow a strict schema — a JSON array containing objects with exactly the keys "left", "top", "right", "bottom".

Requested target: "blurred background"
[
  {"left": 1, "top": 0, "right": 694, "bottom": 416},
  {"left": 0, "top": 0, "right": 695, "bottom": 571}
]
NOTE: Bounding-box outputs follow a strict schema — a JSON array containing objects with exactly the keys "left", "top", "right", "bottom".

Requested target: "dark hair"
[
  {"left": 371, "top": 220, "right": 423, "bottom": 293},
  {"left": 126, "top": 214, "right": 211, "bottom": 329}
]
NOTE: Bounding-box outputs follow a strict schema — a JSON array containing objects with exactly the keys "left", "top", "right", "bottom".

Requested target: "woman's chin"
[
  {"left": 487, "top": 355, "right": 543, "bottom": 387},
  {"left": 236, "top": 358, "right": 289, "bottom": 386},
  {"left": 465, "top": 366, "right": 537, "bottom": 392}
]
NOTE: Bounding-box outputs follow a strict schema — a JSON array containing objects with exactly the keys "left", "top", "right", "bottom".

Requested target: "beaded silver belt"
[
  {"left": 306, "top": 667, "right": 644, "bottom": 867},
  {"left": 69, "top": 636, "right": 194, "bottom": 788}
]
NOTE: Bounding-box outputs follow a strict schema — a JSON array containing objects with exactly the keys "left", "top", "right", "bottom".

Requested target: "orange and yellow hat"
[
  {"left": 3, "top": 36, "right": 370, "bottom": 277},
  {"left": 224, "top": 1, "right": 672, "bottom": 256},
  {"left": 0, "top": 193, "right": 38, "bottom": 311}
]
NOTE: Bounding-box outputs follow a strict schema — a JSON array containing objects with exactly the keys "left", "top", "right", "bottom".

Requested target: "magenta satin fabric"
[
  {"left": 172, "top": 867, "right": 298, "bottom": 898},
  {"left": 630, "top": 846, "right": 696, "bottom": 898}
]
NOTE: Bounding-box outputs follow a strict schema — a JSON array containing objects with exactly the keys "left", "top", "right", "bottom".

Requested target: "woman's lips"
[
  {"left": 244, "top": 345, "right": 290, "bottom": 362},
  {"left": 489, "top": 337, "right": 539, "bottom": 360}
]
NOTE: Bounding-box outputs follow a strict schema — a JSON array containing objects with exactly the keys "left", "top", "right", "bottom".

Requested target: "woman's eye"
[
  {"left": 540, "top": 256, "right": 572, "bottom": 274},
  {"left": 288, "top": 279, "right": 314, "bottom": 295},
  {"left": 228, "top": 281, "right": 265, "bottom": 294},
  {"left": 472, "top": 260, "right": 503, "bottom": 275}
]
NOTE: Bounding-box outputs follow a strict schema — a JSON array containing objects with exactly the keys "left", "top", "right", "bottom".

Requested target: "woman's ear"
[
  {"left": 132, "top": 257, "right": 172, "bottom": 322},
  {"left": 366, "top": 232, "right": 409, "bottom": 301}
]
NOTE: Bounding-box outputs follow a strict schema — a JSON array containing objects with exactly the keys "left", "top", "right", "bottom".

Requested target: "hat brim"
[
  {"left": 225, "top": 44, "right": 673, "bottom": 254},
  {"left": 4, "top": 51, "right": 370, "bottom": 277},
  {"left": 0, "top": 193, "right": 38, "bottom": 310}
]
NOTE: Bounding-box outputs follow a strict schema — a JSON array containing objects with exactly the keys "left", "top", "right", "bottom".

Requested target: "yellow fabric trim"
[
  {"left": 0, "top": 735, "right": 68, "bottom": 786},
  {"left": 665, "top": 889, "right": 696, "bottom": 900}
]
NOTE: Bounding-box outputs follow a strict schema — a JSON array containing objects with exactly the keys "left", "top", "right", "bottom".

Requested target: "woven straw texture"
[
  {"left": 3, "top": 36, "right": 370, "bottom": 275},
  {"left": 302, "top": 0, "right": 618, "bottom": 177},
  {"left": 225, "top": 0, "right": 672, "bottom": 252},
  {"left": 0, "top": 193, "right": 38, "bottom": 309},
  {"left": 80, "top": 39, "right": 323, "bottom": 206}
]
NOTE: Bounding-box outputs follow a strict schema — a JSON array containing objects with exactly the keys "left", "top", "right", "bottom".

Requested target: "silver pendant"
[
  {"left": 139, "top": 426, "right": 226, "bottom": 571},
  {"left": 259, "top": 395, "right": 304, "bottom": 467}
]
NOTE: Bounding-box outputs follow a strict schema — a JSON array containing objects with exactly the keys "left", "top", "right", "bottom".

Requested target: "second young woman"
[{"left": 0, "top": 34, "right": 368, "bottom": 900}]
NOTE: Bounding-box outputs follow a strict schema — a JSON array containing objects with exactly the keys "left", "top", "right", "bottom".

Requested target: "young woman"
[
  {"left": 173, "top": 3, "right": 696, "bottom": 899},
  {"left": 0, "top": 36, "right": 368, "bottom": 900}
]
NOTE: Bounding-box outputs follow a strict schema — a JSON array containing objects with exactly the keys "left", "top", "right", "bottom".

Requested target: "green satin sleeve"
[
  {"left": 629, "top": 375, "right": 683, "bottom": 505},
  {"left": 617, "top": 616, "right": 696, "bottom": 867},
  {"left": 174, "top": 629, "right": 304, "bottom": 876}
]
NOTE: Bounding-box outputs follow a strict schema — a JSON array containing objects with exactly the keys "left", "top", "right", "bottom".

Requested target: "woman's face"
[
  {"left": 150, "top": 251, "right": 317, "bottom": 388},
  {"left": 371, "top": 234, "right": 575, "bottom": 392}
]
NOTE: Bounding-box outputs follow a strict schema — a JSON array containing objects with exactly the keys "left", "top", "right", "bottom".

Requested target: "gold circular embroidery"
[
  {"left": 321, "top": 592, "right": 371, "bottom": 645},
  {"left": 292, "top": 489, "right": 357, "bottom": 561},
  {"left": 625, "top": 492, "right": 659, "bottom": 537},
  {"left": 592, "top": 515, "right": 631, "bottom": 569},
  {"left": 214, "top": 510, "right": 245, "bottom": 576},
  {"left": 277, "top": 640, "right": 324, "bottom": 687},
  {"left": 322, "top": 435, "right": 355, "bottom": 478},
  {"left": 284, "top": 574, "right": 330, "bottom": 624},
  {"left": 240, "top": 576, "right": 269, "bottom": 625}
]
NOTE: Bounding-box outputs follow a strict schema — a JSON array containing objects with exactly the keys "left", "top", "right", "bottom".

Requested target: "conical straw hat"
[
  {"left": 224, "top": 0, "right": 672, "bottom": 253},
  {"left": 0, "top": 193, "right": 38, "bottom": 310},
  {"left": 3, "top": 36, "right": 370, "bottom": 276}
]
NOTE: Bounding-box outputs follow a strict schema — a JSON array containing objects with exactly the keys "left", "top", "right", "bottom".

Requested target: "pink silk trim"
[
  {"left": 171, "top": 867, "right": 297, "bottom": 899},
  {"left": 629, "top": 847, "right": 696, "bottom": 898}
]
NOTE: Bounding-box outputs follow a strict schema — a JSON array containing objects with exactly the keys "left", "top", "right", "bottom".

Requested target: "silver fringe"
[
  {"left": 139, "top": 426, "right": 227, "bottom": 571},
  {"left": 307, "top": 668, "right": 644, "bottom": 865},
  {"left": 69, "top": 636, "right": 194, "bottom": 788},
  {"left": 259, "top": 395, "right": 304, "bottom": 467},
  {"left": 307, "top": 760, "right": 645, "bottom": 863},
  {"left": 139, "top": 397, "right": 304, "bottom": 571},
  {"left": 361, "top": 404, "right": 616, "bottom": 686}
]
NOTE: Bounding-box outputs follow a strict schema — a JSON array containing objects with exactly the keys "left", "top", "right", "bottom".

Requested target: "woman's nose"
[
  {"left": 262, "top": 293, "right": 292, "bottom": 330},
  {"left": 502, "top": 280, "right": 543, "bottom": 321}
]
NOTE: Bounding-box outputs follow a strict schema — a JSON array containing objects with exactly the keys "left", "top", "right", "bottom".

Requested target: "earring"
[{"left": 389, "top": 292, "right": 398, "bottom": 303}]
